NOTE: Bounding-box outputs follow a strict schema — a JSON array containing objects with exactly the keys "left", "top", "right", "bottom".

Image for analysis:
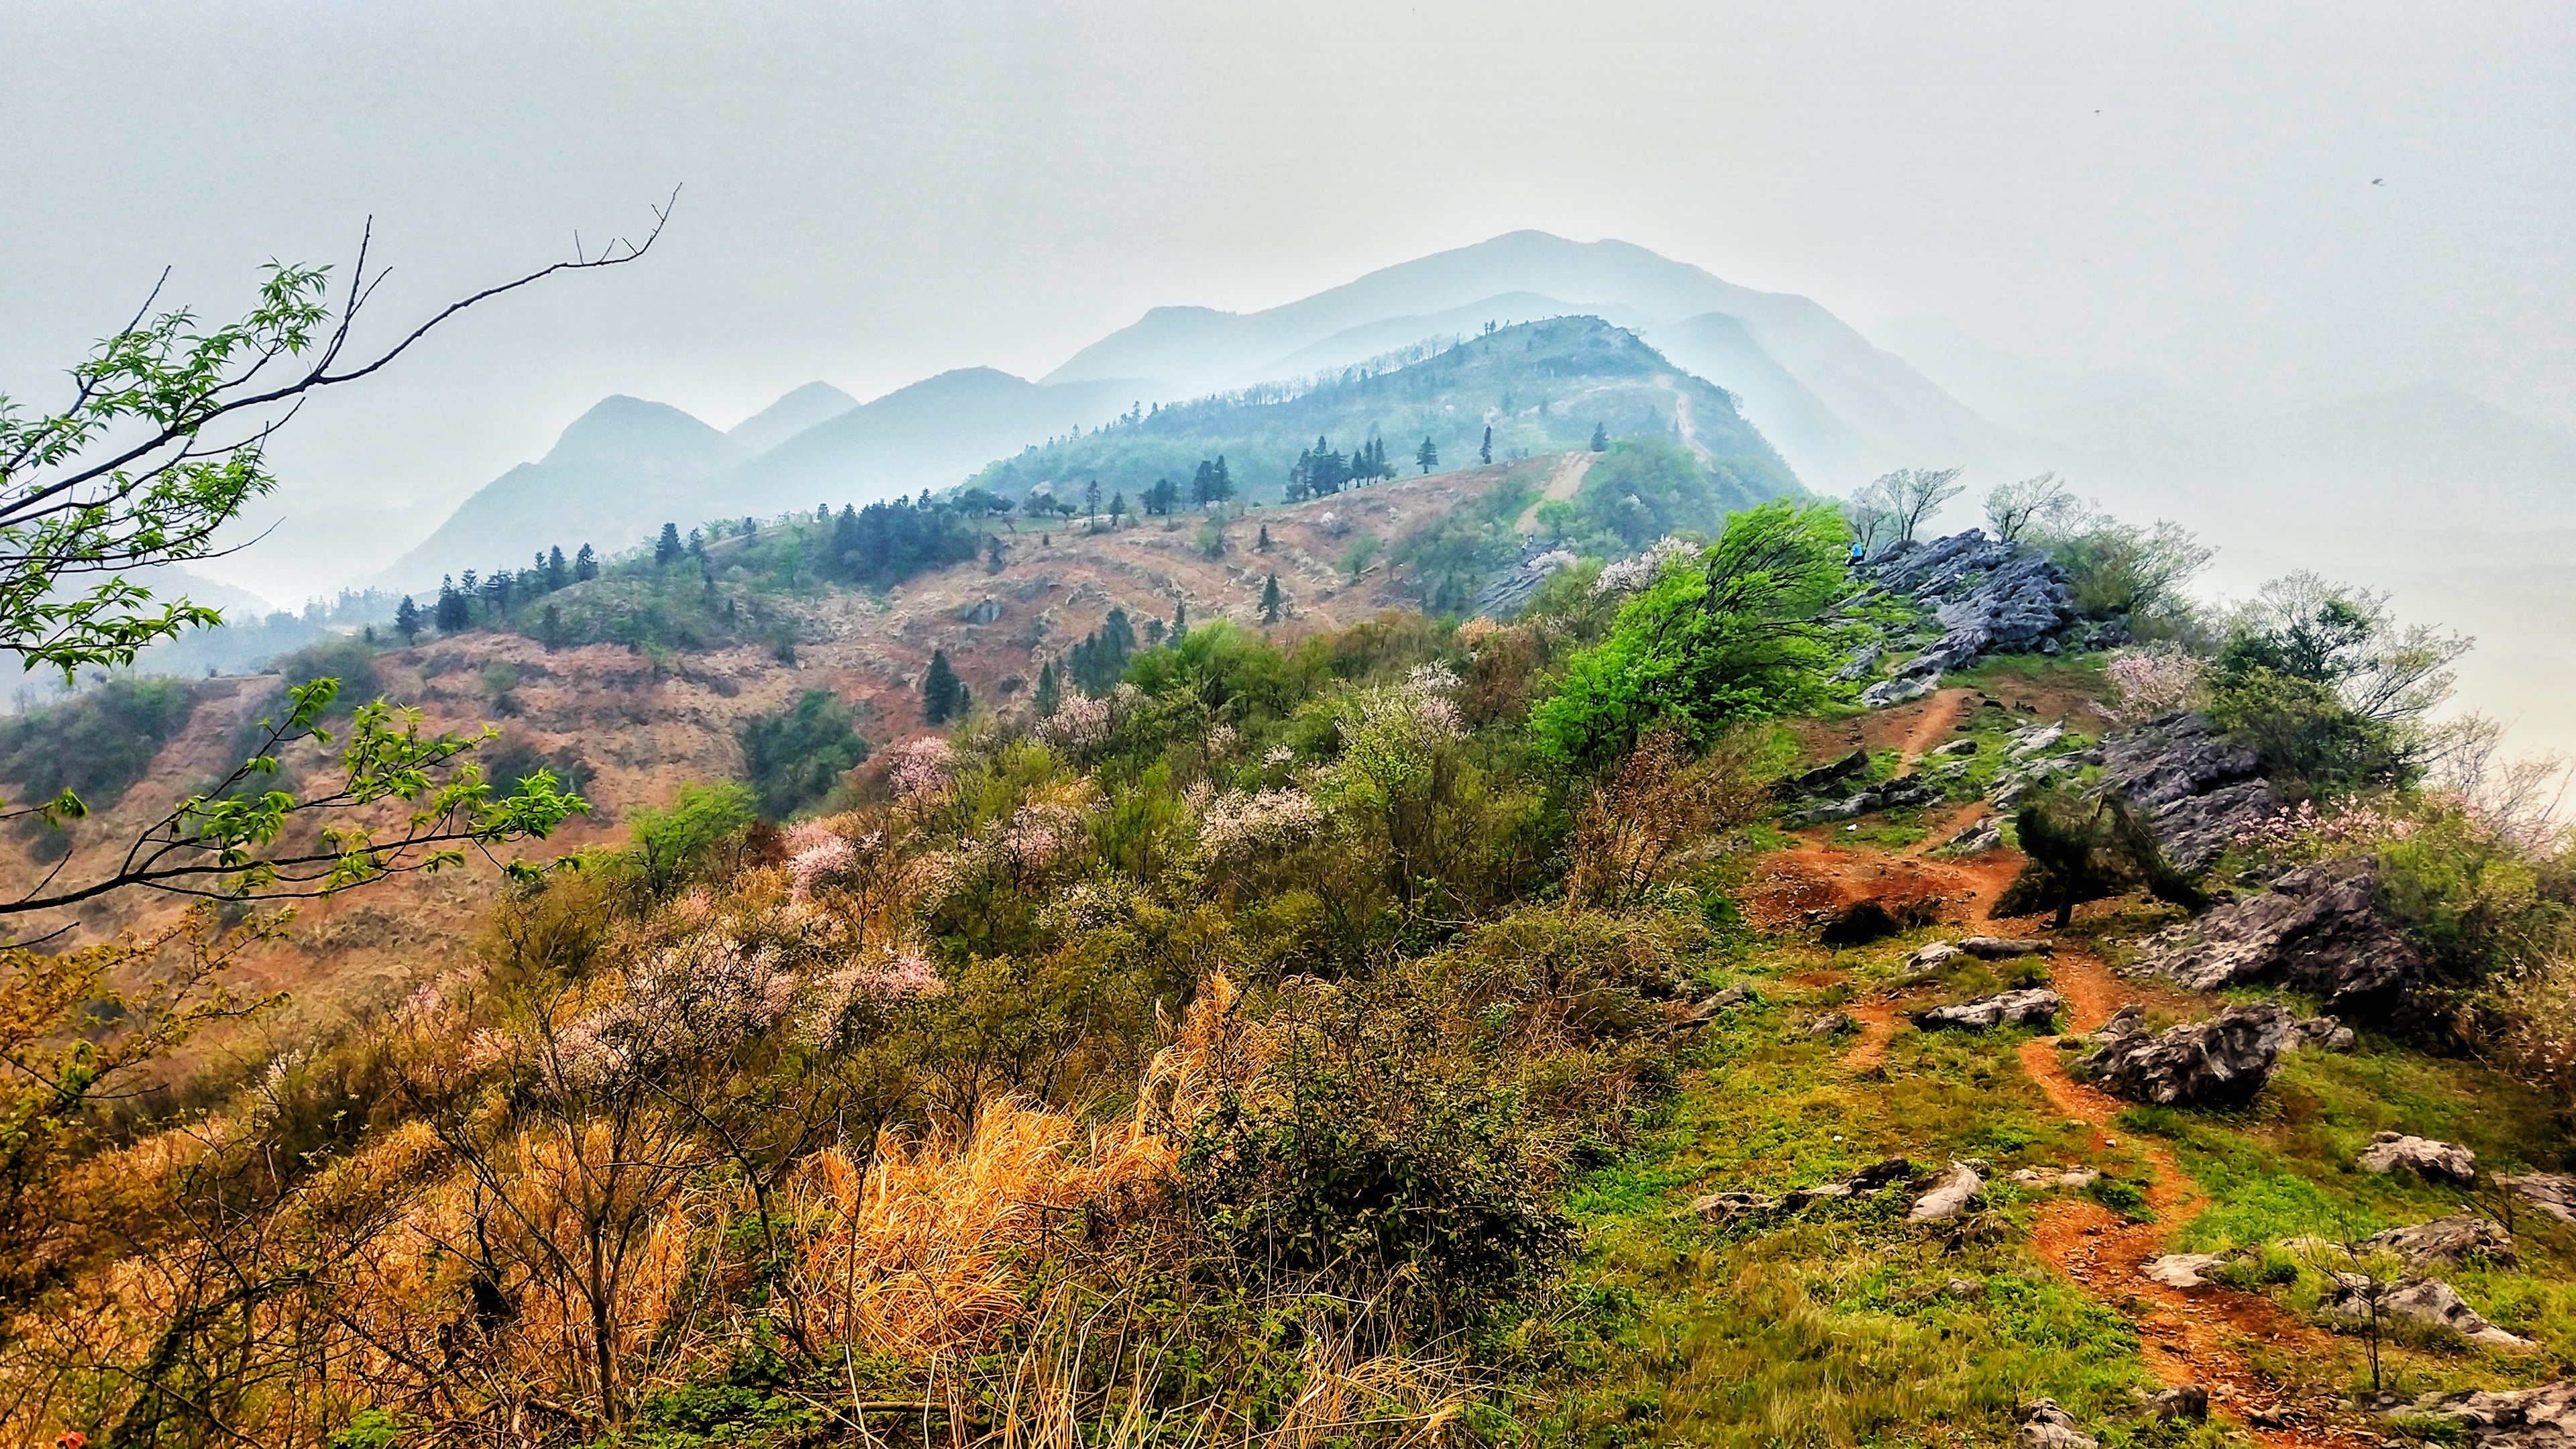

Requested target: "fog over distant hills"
[{"left": 358, "top": 229, "right": 2576, "bottom": 754}]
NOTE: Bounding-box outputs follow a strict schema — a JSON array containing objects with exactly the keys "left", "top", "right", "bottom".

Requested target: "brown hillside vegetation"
[{"left": 1, "top": 458, "right": 1558, "bottom": 1051}]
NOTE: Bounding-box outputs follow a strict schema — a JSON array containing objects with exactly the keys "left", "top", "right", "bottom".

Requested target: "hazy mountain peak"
[
  {"left": 540, "top": 395, "right": 739, "bottom": 472},
  {"left": 729, "top": 382, "right": 860, "bottom": 457}
]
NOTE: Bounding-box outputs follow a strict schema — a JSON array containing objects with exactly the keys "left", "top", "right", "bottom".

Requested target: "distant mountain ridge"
[{"left": 375, "top": 232, "right": 2055, "bottom": 594}]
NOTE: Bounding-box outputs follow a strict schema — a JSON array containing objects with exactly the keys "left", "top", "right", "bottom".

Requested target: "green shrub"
[
  {"left": 0, "top": 675, "right": 198, "bottom": 811},
  {"left": 623, "top": 782, "right": 759, "bottom": 896},
  {"left": 739, "top": 688, "right": 866, "bottom": 817},
  {"left": 1532, "top": 500, "right": 1854, "bottom": 769},
  {"left": 1181, "top": 983, "right": 1576, "bottom": 1331}
]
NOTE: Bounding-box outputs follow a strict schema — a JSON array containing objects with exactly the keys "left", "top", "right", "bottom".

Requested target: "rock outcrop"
[
  {"left": 2500, "top": 1173, "right": 2576, "bottom": 1224},
  {"left": 2357, "top": 1131, "right": 2479, "bottom": 1184},
  {"left": 2364, "top": 1215, "right": 2517, "bottom": 1271},
  {"left": 2094, "top": 711, "right": 2279, "bottom": 869},
  {"left": 2010, "top": 1399, "right": 2099, "bottom": 1449},
  {"left": 2323, "top": 1275, "right": 2534, "bottom": 1350},
  {"left": 1843, "top": 531, "right": 2102, "bottom": 708},
  {"left": 2080, "top": 1002, "right": 2296, "bottom": 1106},
  {"left": 2143, "top": 856, "right": 2425, "bottom": 1018},
  {"left": 1914, "top": 989, "right": 2062, "bottom": 1032},
  {"left": 2387, "top": 1380, "right": 2576, "bottom": 1446},
  {"left": 1908, "top": 1162, "right": 1984, "bottom": 1222}
]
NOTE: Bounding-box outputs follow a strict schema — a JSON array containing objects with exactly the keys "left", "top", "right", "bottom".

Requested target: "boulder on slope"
[
  {"left": 2095, "top": 712, "right": 2279, "bottom": 870},
  {"left": 2143, "top": 855, "right": 2425, "bottom": 1018},
  {"left": 2080, "top": 1002, "right": 2297, "bottom": 1106}
]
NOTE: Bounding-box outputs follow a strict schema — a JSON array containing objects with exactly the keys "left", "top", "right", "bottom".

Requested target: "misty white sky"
[{"left": 5, "top": 0, "right": 2571, "bottom": 601}]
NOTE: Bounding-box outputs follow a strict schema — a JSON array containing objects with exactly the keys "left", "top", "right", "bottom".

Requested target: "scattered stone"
[
  {"left": 1943, "top": 818, "right": 2003, "bottom": 854},
  {"left": 1862, "top": 674, "right": 1936, "bottom": 709},
  {"left": 2008, "top": 1167, "right": 2102, "bottom": 1191},
  {"left": 2385, "top": 1379, "right": 2576, "bottom": 1445},
  {"left": 2095, "top": 711, "right": 2279, "bottom": 869},
  {"left": 2144, "top": 1253, "right": 2229, "bottom": 1289},
  {"left": 2144, "top": 1386, "right": 2209, "bottom": 1421},
  {"left": 1908, "top": 1161, "right": 1983, "bottom": 1222},
  {"left": 2081, "top": 1002, "right": 2296, "bottom": 1107},
  {"left": 1784, "top": 1156, "right": 1917, "bottom": 1211},
  {"left": 1780, "top": 747, "right": 1871, "bottom": 798},
  {"left": 1786, "top": 773, "right": 1941, "bottom": 827},
  {"left": 1662, "top": 984, "right": 1755, "bottom": 1034},
  {"left": 1685, "top": 1191, "right": 1778, "bottom": 1222},
  {"left": 1808, "top": 1010, "right": 1856, "bottom": 1038},
  {"left": 2499, "top": 1173, "right": 2576, "bottom": 1225},
  {"left": 1915, "top": 989, "right": 2062, "bottom": 1032},
  {"left": 1828, "top": 644, "right": 1884, "bottom": 684},
  {"left": 959, "top": 595, "right": 1004, "bottom": 625},
  {"left": 2322, "top": 1275, "right": 2535, "bottom": 1350},
  {"left": 2007, "top": 720, "right": 2068, "bottom": 761},
  {"left": 2143, "top": 856, "right": 2425, "bottom": 1018},
  {"left": 1960, "top": 936, "right": 2052, "bottom": 959},
  {"left": 2364, "top": 1215, "right": 2518, "bottom": 1271},
  {"left": 2294, "top": 1015, "right": 2359, "bottom": 1053},
  {"left": 1929, "top": 739, "right": 1979, "bottom": 757},
  {"left": 2011, "top": 1399, "right": 2099, "bottom": 1449},
  {"left": 2357, "top": 1131, "right": 2478, "bottom": 1184},
  {"left": 1943, "top": 1276, "right": 1985, "bottom": 1298},
  {"left": 1904, "top": 940, "right": 1966, "bottom": 976}
]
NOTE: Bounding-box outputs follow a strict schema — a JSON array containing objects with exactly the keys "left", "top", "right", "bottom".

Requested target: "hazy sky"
[{"left": 6, "top": 0, "right": 2571, "bottom": 600}]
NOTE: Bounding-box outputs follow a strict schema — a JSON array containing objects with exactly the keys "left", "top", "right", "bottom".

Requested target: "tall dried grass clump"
[{"left": 1567, "top": 724, "right": 1770, "bottom": 908}]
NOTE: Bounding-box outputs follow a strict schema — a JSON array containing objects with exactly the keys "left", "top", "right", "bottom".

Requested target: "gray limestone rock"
[
  {"left": 2500, "top": 1173, "right": 2576, "bottom": 1225},
  {"left": 2357, "top": 1131, "right": 2479, "bottom": 1184},
  {"left": 2365, "top": 1215, "right": 2518, "bottom": 1271},
  {"left": 2143, "top": 1253, "right": 2227, "bottom": 1289},
  {"left": 2143, "top": 855, "right": 2425, "bottom": 1018},
  {"left": 2081, "top": 1002, "right": 2298, "bottom": 1106},
  {"left": 2323, "top": 1274, "right": 2534, "bottom": 1350},
  {"left": 1914, "top": 989, "right": 2063, "bottom": 1032},
  {"left": 2011, "top": 1399, "right": 2098, "bottom": 1449},
  {"left": 1908, "top": 1161, "right": 1984, "bottom": 1221},
  {"left": 2095, "top": 712, "right": 2280, "bottom": 870},
  {"left": 2387, "top": 1380, "right": 2576, "bottom": 1446}
]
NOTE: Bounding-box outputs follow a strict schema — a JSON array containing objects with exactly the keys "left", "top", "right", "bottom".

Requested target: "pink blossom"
[
  {"left": 2105, "top": 647, "right": 2203, "bottom": 720},
  {"left": 810, "top": 947, "right": 945, "bottom": 1038},
  {"left": 1036, "top": 693, "right": 1112, "bottom": 752},
  {"left": 790, "top": 833, "right": 855, "bottom": 902},
  {"left": 1197, "top": 787, "right": 1327, "bottom": 860},
  {"left": 885, "top": 736, "right": 958, "bottom": 800}
]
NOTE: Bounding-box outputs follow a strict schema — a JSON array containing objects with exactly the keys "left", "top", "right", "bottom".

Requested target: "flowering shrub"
[
  {"left": 2105, "top": 645, "right": 2204, "bottom": 719},
  {"left": 1197, "top": 788, "right": 1329, "bottom": 862},
  {"left": 812, "top": 947, "right": 945, "bottom": 1037},
  {"left": 1034, "top": 692, "right": 1112, "bottom": 753},
  {"left": 883, "top": 736, "right": 957, "bottom": 802},
  {"left": 1593, "top": 535, "right": 1694, "bottom": 597},
  {"left": 544, "top": 936, "right": 798, "bottom": 1093},
  {"left": 2231, "top": 798, "right": 2419, "bottom": 867},
  {"left": 786, "top": 821, "right": 856, "bottom": 902}
]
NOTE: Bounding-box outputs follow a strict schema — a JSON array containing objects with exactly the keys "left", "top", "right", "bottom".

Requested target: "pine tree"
[
  {"left": 394, "top": 595, "right": 421, "bottom": 644},
  {"left": 1590, "top": 422, "right": 1609, "bottom": 452},
  {"left": 1481, "top": 425, "right": 1493, "bottom": 465},
  {"left": 1034, "top": 659, "right": 1061, "bottom": 718},
  {"left": 1261, "top": 573, "right": 1282, "bottom": 625},
  {"left": 1172, "top": 599, "right": 1187, "bottom": 637},
  {"left": 656, "top": 522, "right": 683, "bottom": 565},
  {"left": 576, "top": 543, "right": 598, "bottom": 582},
  {"left": 434, "top": 576, "right": 470, "bottom": 633},
  {"left": 922, "top": 648, "right": 964, "bottom": 726},
  {"left": 1110, "top": 490, "right": 1126, "bottom": 525},
  {"left": 1211, "top": 455, "right": 1234, "bottom": 502},
  {"left": 687, "top": 527, "right": 706, "bottom": 559},
  {"left": 547, "top": 545, "right": 568, "bottom": 590},
  {"left": 1417, "top": 436, "right": 1438, "bottom": 474},
  {"left": 1083, "top": 478, "right": 1102, "bottom": 524},
  {"left": 1256, "top": 524, "right": 1272, "bottom": 552}
]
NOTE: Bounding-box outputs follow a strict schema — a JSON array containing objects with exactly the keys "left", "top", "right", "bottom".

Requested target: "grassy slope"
[{"left": 1535, "top": 683, "right": 2576, "bottom": 1447}]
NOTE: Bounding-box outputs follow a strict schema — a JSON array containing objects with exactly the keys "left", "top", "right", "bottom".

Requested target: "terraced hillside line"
[
  {"left": 2019, "top": 952, "right": 2355, "bottom": 1446},
  {"left": 1513, "top": 450, "right": 1595, "bottom": 533}
]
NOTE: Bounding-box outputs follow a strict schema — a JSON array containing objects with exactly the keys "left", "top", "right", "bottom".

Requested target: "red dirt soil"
[{"left": 1789, "top": 812, "right": 2364, "bottom": 1444}]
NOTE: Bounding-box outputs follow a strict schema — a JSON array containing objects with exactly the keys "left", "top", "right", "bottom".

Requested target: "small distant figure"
[{"left": 1847, "top": 541, "right": 1868, "bottom": 567}]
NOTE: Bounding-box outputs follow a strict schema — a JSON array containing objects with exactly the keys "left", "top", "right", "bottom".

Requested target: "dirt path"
[
  {"left": 1661, "top": 376, "right": 1713, "bottom": 462},
  {"left": 1898, "top": 687, "right": 1974, "bottom": 760},
  {"left": 1787, "top": 822, "right": 2357, "bottom": 1442},
  {"left": 2017, "top": 953, "right": 2355, "bottom": 1444},
  {"left": 1513, "top": 451, "right": 1595, "bottom": 533}
]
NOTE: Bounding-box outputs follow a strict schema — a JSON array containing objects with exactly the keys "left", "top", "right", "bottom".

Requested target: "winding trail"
[
  {"left": 1781, "top": 802, "right": 2358, "bottom": 1442},
  {"left": 2019, "top": 953, "right": 2352, "bottom": 1445},
  {"left": 1513, "top": 451, "right": 1595, "bottom": 534}
]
